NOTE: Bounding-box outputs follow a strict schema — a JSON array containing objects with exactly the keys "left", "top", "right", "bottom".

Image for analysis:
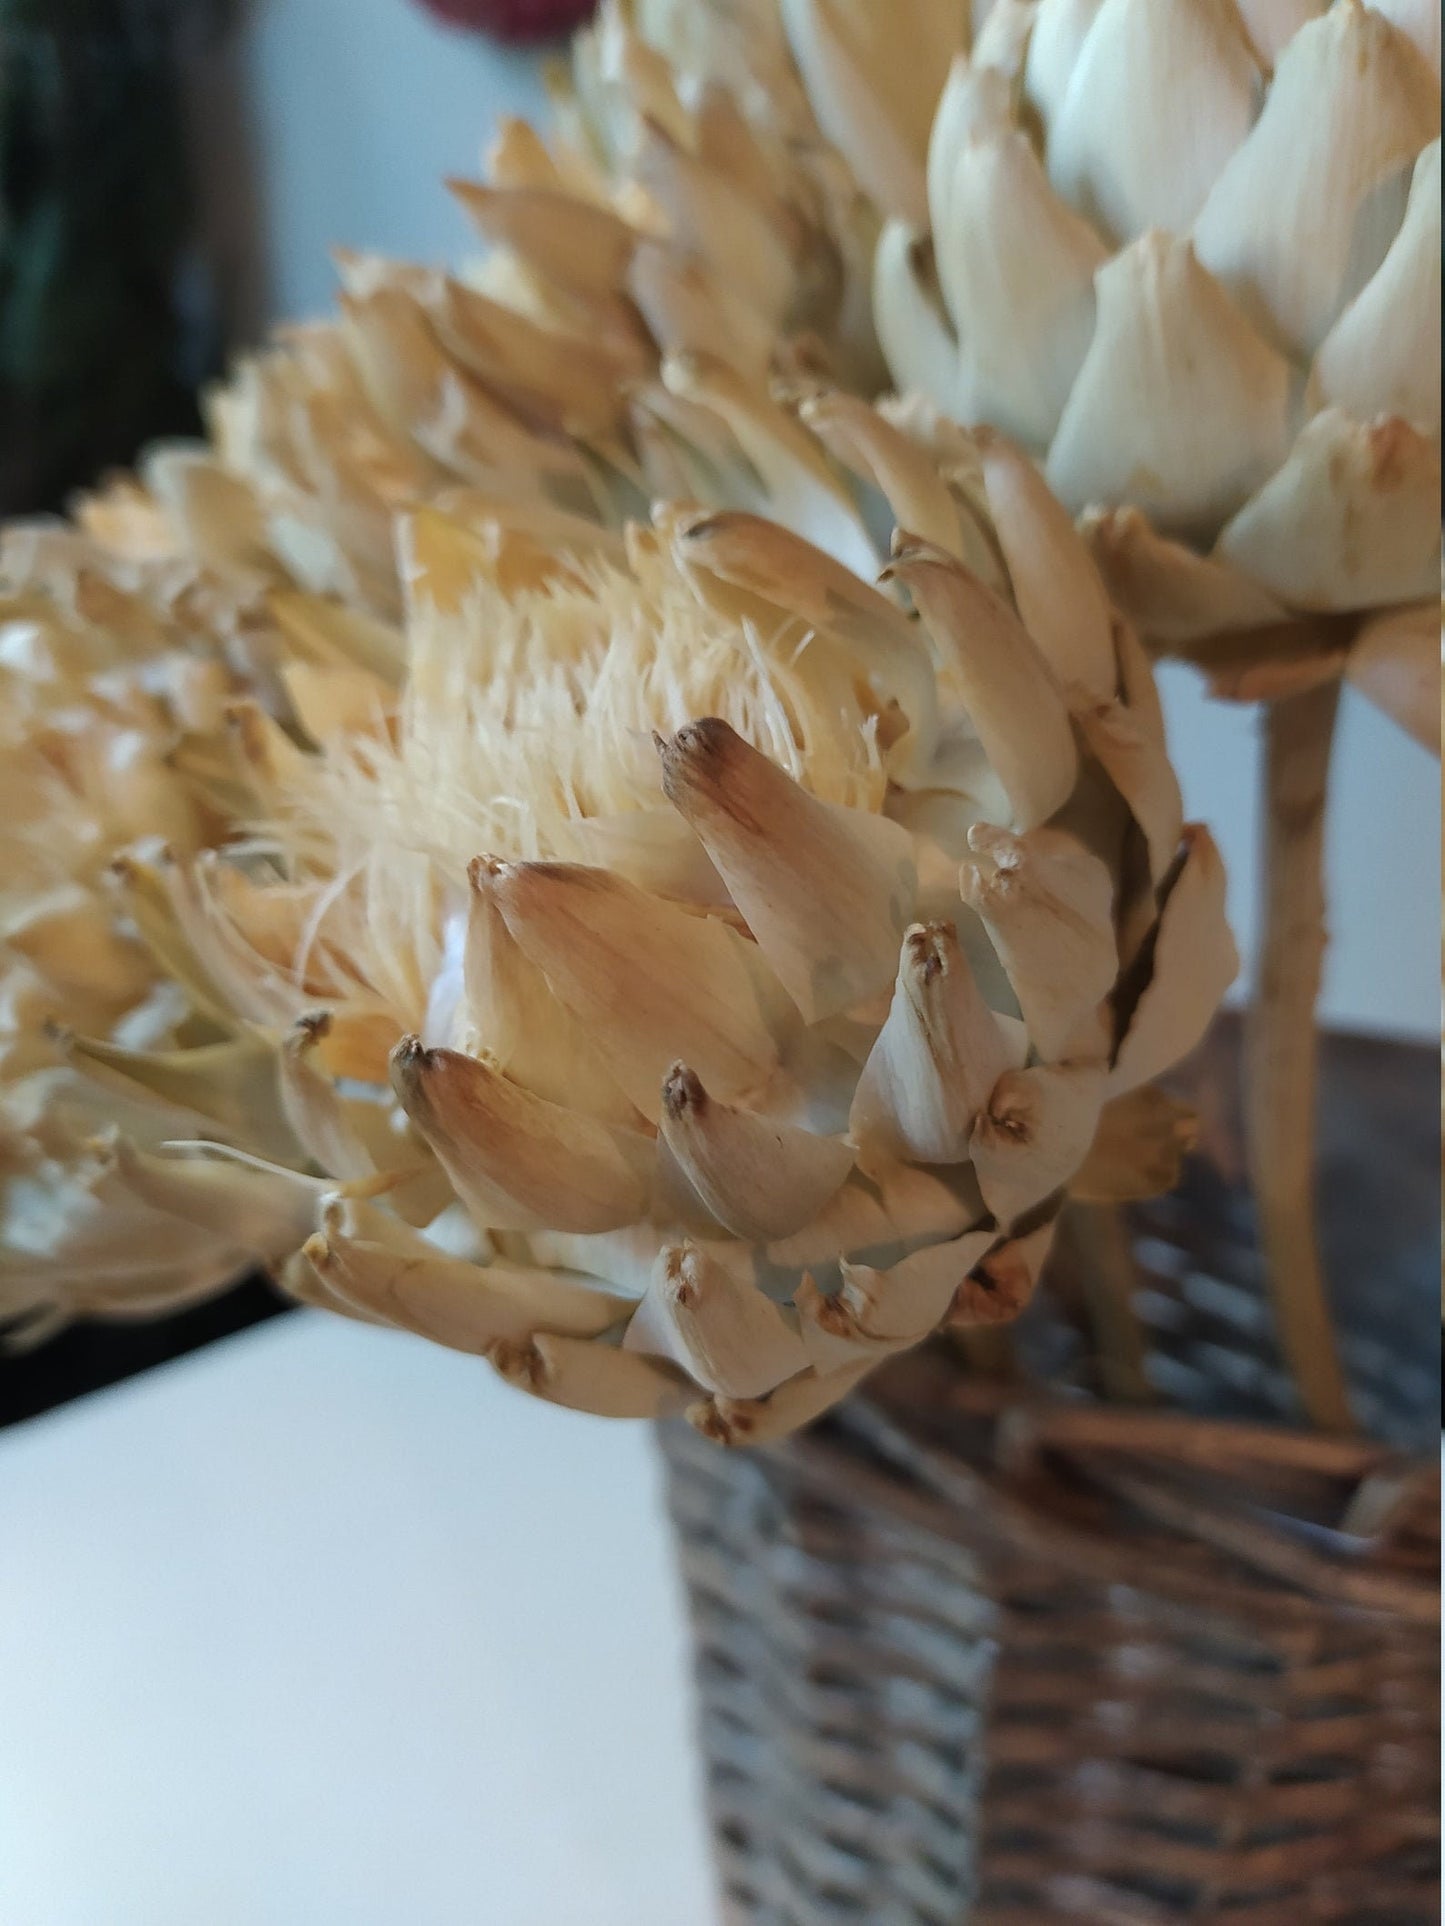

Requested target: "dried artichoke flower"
[
  {"left": 60, "top": 386, "right": 1235, "bottom": 1441},
  {"left": 759, "top": 0, "right": 1440, "bottom": 1432},
  {"left": 847, "top": 0, "right": 1441, "bottom": 731}
]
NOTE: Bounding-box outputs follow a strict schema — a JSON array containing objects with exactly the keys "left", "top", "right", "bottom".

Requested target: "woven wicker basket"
[{"left": 660, "top": 1350, "right": 1439, "bottom": 1925}]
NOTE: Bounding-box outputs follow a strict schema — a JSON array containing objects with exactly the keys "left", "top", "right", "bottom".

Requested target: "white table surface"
[{"left": 0, "top": 1312, "right": 717, "bottom": 1926}]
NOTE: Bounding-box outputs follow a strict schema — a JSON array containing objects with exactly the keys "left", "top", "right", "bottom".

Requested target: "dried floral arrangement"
[{"left": 1, "top": 0, "right": 1435, "bottom": 1443}]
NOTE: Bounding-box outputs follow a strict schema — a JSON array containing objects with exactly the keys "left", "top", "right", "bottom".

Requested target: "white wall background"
[{"left": 201, "top": 0, "right": 1440, "bottom": 1039}]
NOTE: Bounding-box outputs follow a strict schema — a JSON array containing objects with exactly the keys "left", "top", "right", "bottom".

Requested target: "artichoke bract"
[
  {"left": 73, "top": 384, "right": 1235, "bottom": 1441},
  {"left": 0, "top": 497, "right": 300, "bottom": 1339},
  {"left": 858, "top": 0, "right": 1440, "bottom": 736}
]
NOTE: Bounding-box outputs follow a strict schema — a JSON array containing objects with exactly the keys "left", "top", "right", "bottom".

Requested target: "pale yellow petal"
[
  {"left": 884, "top": 536, "right": 1078, "bottom": 830},
  {"left": 1046, "top": 233, "right": 1294, "bottom": 541},
  {"left": 624, "top": 1241, "right": 810, "bottom": 1398},
  {"left": 1046, "top": 0, "right": 1260, "bottom": 242},
  {"left": 1111, "top": 824, "right": 1239, "bottom": 1092},
  {"left": 1080, "top": 506, "right": 1289, "bottom": 645},
  {"left": 933, "top": 129, "right": 1108, "bottom": 449},
  {"left": 1346, "top": 599, "right": 1442, "bottom": 754},
  {"left": 659, "top": 1063, "right": 855, "bottom": 1242},
  {"left": 657, "top": 718, "right": 917, "bottom": 1021},
  {"left": 491, "top": 1331, "right": 692, "bottom": 1420},
  {"left": 970, "top": 1062, "right": 1107, "bottom": 1226},
  {"left": 850, "top": 920, "right": 1026, "bottom": 1165},
  {"left": 1192, "top": 0, "right": 1439, "bottom": 358},
  {"left": 872, "top": 224, "right": 974, "bottom": 422},
  {"left": 389, "top": 1036, "right": 653, "bottom": 1235},
  {"left": 779, "top": 0, "right": 959, "bottom": 225},
  {"left": 978, "top": 433, "right": 1116, "bottom": 700},
  {"left": 1215, "top": 410, "right": 1441, "bottom": 612},
  {"left": 488, "top": 860, "right": 784, "bottom": 1121},
  {"left": 1310, "top": 138, "right": 1440, "bottom": 435},
  {"left": 961, "top": 823, "right": 1118, "bottom": 1062}
]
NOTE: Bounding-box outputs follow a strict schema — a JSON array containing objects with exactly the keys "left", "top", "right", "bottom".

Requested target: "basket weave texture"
[{"left": 659, "top": 1353, "right": 1439, "bottom": 1926}]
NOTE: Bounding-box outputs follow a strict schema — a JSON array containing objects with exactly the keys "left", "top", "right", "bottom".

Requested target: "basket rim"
[{"left": 752, "top": 1354, "right": 1441, "bottom": 1635}]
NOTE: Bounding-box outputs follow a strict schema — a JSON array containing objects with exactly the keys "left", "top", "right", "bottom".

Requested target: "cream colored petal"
[
  {"left": 971, "top": 1062, "right": 1107, "bottom": 1226},
  {"left": 658, "top": 1063, "right": 855, "bottom": 1242},
  {"left": 657, "top": 718, "right": 917, "bottom": 1021},
  {"left": 816, "top": 1226, "right": 998, "bottom": 1344},
  {"left": 109, "top": 1137, "right": 321, "bottom": 1258},
  {"left": 107, "top": 853, "right": 238, "bottom": 1029},
  {"left": 779, "top": 0, "right": 959, "bottom": 226},
  {"left": 59, "top": 1031, "right": 298, "bottom": 1164},
  {"left": 1023, "top": 0, "right": 1106, "bottom": 127},
  {"left": 962, "top": 823, "right": 1118, "bottom": 1062},
  {"left": 1232, "top": 0, "right": 1326, "bottom": 68},
  {"left": 933, "top": 129, "right": 1109, "bottom": 450},
  {"left": 1192, "top": 0, "right": 1439, "bottom": 358},
  {"left": 280, "top": 661, "right": 393, "bottom": 743},
  {"left": 560, "top": 810, "right": 726, "bottom": 907},
  {"left": 390, "top": 1037, "right": 653, "bottom": 1235},
  {"left": 463, "top": 857, "right": 640, "bottom": 1126},
  {"left": 624, "top": 1241, "right": 810, "bottom": 1399},
  {"left": 268, "top": 590, "right": 403, "bottom": 684},
  {"left": 1047, "top": 0, "right": 1260, "bottom": 243},
  {"left": 274, "top": 1022, "right": 362, "bottom": 1179},
  {"left": 1111, "top": 824, "right": 1238, "bottom": 1093},
  {"left": 766, "top": 1160, "right": 982, "bottom": 1272},
  {"left": 850, "top": 920, "right": 1026, "bottom": 1165},
  {"left": 1216, "top": 410, "right": 1441, "bottom": 612},
  {"left": 485, "top": 114, "right": 565, "bottom": 191},
  {"left": 884, "top": 536, "right": 1078, "bottom": 830},
  {"left": 1075, "top": 697, "right": 1185, "bottom": 882},
  {"left": 660, "top": 353, "right": 877, "bottom": 577},
  {"left": 872, "top": 224, "right": 975, "bottom": 423},
  {"left": 1080, "top": 506, "right": 1289, "bottom": 645},
  {"left": 796, "top": 387, "right": 968, "bottom": 556},
  {"left": 523, "top": 1223, "right": 666, "bottom": 1300},
  {"left": 341, "top": 289, "right": 584, "bottom": 492},
  {"left": 1371, "top": 0, "right": 1440, "bottom": 74},
  {"left": 972, "top": 0, "right": 1039, "bottom": 77},
  {"left": 630, "top": 119, "right": 796, "bottom": 328},
  {"left": 432, "top": 278, "right": 636, "bottom": 437},
  {"left": 4, "top": 891, "right": 153, "bottom": 1013},
  {"left": 978, "top": 433, "right": 1116, "bottom": 701},
  {"left": 140, "top": 446, "right": 275, "bottom": 576},
  {"left": 688, "top": 1358, "right": 875, "bottom": 1445},
  {"left": 1046, "top": 233, "right": 1294, "bottom": 541},
  {"left": 306, "top": 1222, "right": 627, "bottom": 1353},
  {"left": 669, "top": 510, "right": 941, "bottom": 787},
  {"left": 488, "top": 859, "right": 784, "bottom": 1121},
  {"left": 491, "top": 1331, "right": 692, "bottom": 1420},
  {"left": 447, "top": 179, "right": 638, "bottom": 299},
  {"left": 1068, "top": 1084, "right": 1197, "bottom": 1202},
  {"left": 1311, "top": 139, "right": 1440, "bottom": 435},
  {"left": 926, "top": 53, "right": 1013, "bottom": 244},
  {"left": 627, "top": 243, "right": 775, "bottom": 378},
  {"left": 1346, "top": 599, "right": 1442, "bottom": 754}
]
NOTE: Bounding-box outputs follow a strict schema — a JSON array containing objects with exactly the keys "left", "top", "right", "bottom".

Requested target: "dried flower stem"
[
  {"left": 1066, "top": 1203, "right": 1155, "bottom": 1405},
  {"left": 951, "top": 1327, "right": 1019, "bottom": 1383},
  {"left": 1246, "top": 677, "right": 1353, "bottom": 1433}
]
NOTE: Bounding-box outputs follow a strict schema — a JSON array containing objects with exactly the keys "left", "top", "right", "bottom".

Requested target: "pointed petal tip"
[{"left": 661, "top": 1060, "right": 705, "bottom": 1121}]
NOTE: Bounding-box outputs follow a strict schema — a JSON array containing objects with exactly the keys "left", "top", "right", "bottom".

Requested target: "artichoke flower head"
[
  {"left": 80, "top": 376, "right": 1237, "bottom": 1441},
  {"left": 842, "top": 0, "right": 1442, "bottom": 740}
]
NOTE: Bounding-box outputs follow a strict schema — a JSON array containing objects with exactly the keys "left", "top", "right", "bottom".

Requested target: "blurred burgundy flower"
[{"left": 413, "top": 0, "right": 596, "bottom": 42}]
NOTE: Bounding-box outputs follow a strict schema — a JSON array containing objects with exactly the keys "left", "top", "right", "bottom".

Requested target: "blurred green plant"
[{"left": 0, "top": 0, "right": 237, "bottom": 513}]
